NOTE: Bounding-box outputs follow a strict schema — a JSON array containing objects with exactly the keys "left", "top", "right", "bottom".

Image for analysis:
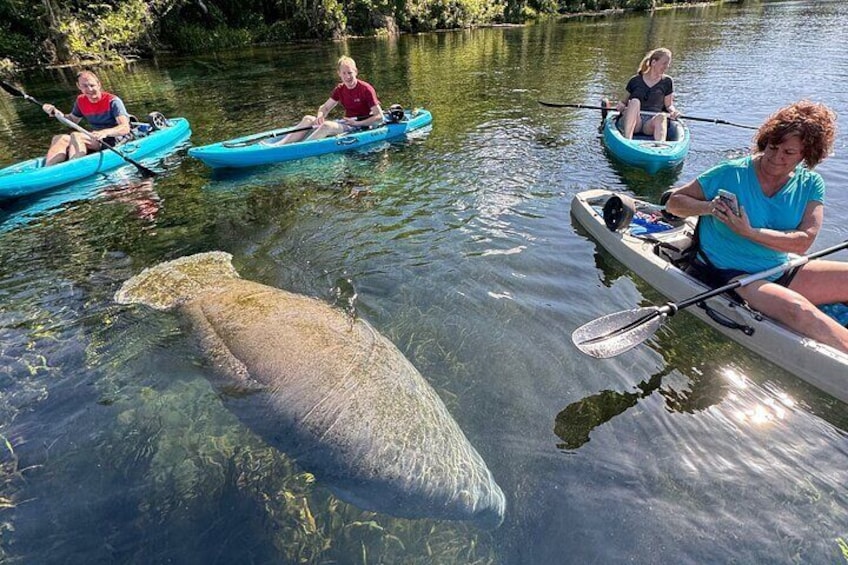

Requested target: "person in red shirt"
[
  {"left": 277, "top": 56, "right": 384, "bottom": 144},
  {"left": 41, "top": 70, "right": 132, "bottom": 166}
]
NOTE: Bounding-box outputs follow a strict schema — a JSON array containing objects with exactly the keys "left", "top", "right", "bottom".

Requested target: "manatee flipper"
[{"left": 114, "top": 251, "right": 240, "bottom": 311}]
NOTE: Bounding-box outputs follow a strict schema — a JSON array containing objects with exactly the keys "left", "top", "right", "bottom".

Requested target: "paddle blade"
[
  {"left": 572, "top": 307, "right": 666, "bottom": 358},
  {"left": 0, "top": 81, "right": 25, "bottom": 98}
]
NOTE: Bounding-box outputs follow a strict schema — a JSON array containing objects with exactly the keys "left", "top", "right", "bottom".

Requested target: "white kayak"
[{"left": 570, "top": 188, "right": 848, "bottom": 404}]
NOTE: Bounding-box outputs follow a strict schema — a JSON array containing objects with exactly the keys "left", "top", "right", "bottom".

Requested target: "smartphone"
[{"left": 718, "top": 189, "right": 740, "bottom": 217}]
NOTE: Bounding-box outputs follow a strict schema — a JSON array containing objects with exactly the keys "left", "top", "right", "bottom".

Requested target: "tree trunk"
[{"left": 41, "top": 0, "right": 75, "bottom": 64}]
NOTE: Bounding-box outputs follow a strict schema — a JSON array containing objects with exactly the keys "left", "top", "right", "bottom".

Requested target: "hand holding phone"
[{"left": 717, "top": 189, "right": 740, "bottom": 217}]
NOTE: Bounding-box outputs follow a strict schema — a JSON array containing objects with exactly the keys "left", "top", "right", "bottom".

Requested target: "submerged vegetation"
[{"left": 1, "top": 0, "right": 709, "bottom": 70}]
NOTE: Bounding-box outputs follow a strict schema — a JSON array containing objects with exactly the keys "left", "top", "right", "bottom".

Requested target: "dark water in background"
[{"left": 2, "top": 1, "right": 848, "bottom": 563}]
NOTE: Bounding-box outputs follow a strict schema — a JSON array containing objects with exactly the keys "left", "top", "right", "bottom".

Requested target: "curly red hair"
[{"left": 754, "top": 100, "right": 837, "bottom": 169}]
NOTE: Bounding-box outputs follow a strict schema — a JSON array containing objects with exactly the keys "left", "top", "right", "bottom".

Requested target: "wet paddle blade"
[{"left": 572, "top": 307, "right": 666, "bottom": 358}]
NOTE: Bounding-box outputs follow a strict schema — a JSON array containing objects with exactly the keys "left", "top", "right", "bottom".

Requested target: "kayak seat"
[{"left": 616, "top": 115, "right": 682, "bottom": 142}]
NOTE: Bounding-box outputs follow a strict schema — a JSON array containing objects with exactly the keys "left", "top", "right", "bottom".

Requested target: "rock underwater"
[{"left": 114, "top": 251, "right": 506, "bottom": 529}]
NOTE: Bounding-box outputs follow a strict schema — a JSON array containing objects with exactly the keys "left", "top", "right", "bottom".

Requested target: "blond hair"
[
  {"left": 337, "top": 56, "right": 357, "bottom": 71},
  {"left": 637, "top": 48, "right": 672, "bottom": 74}
]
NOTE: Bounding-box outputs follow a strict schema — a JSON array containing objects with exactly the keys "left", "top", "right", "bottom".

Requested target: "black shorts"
[
  {"left": 686, "top": 255, "right": 800, "bottom": 291},
  {"left": 102, "top": 133, "right": 134, "bottom": 147}
]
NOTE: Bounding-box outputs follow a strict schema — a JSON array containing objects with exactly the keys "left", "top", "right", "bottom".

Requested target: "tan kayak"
[{"left": 570, "top": 188, "right": 848, "bottom": 404}]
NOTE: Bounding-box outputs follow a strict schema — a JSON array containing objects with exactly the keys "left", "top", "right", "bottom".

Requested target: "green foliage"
[
  {"left": 0, "top": 0, "right": 49, "bottom": 66},
  {"left": 162, "top": 23, "right": 256, "bottom": 53},
  {"left": 401, "top": 0, "right": 505, "bottom": 32},
  {"left": 0, "top": 0, "right": 707, "bottom": 64},
  {"left": 0, "top": 26, "right": 41, "bottom": 67}
]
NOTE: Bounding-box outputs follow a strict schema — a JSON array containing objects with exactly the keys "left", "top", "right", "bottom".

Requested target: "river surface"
[{"left": 1, "top": 1, "right": 847, "bottom": 563}]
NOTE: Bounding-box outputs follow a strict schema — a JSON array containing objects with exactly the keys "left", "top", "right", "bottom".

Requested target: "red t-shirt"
[{"left": 331, "top": 80, "right": 380, "bottom": 118}]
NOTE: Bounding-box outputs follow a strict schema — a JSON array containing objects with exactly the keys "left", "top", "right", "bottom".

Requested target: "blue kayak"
[
  {"left": 189, "top": 108, "right": 433, "bottom": 169},
  {"left": 602, "top": 112, "right": 690, "bottom": 174},
  {"left": 0, "top": 117, "right": 192, "bottom": 201}
]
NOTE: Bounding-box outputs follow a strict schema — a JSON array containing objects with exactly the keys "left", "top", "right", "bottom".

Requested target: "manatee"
[{"left": 115, "top": 252, "right": 505, "bottom": 529}]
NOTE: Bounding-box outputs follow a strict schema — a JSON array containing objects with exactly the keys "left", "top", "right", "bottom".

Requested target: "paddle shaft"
[
  {"left": 0, "top": 80, "right": 156, "bottom": 177},
  {"left": 537, "top": 100, "right": 758, "bottom": 130},
  {"left": 223, "top": 124, "right": 317, "bottom": 147},
  {"left": 669, "top": 240, "right": 848, "bottom": 314},
  {"left": 224, "top": 114, "right": 375, "bottom": 147},
  {"left": 573, "top": 239, "right": 848, "bottom": 357}
]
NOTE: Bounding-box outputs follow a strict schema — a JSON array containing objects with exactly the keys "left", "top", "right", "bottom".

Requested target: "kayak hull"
[
  {"left": 571, "top": 188, "right": 848, "bottom": 404},
  {"left": 602, "top": 113, "right": 690, "bottom": 174},
  {"left": 0, "top": 118, "right": 192, "bottom": 201},
  {"left": 189, "top": 109, "right": 433, "bottom": 169}
]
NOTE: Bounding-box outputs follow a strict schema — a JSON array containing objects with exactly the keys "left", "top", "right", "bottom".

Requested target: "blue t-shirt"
[
  {"left": 70, "top": 92, "right": 129, "bottom": 131},
  {"left": 697, "top": 155, "right": 825, "bottom": 275}
]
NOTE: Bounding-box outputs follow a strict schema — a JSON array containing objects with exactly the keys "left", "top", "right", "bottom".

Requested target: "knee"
[{"left": 626, "top": 99, "right": 641, "bottom": 112}]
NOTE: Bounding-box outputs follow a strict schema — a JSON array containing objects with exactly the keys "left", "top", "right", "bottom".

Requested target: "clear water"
[{"left": 1, "top": 1, "right": 848, "bottom": 563}]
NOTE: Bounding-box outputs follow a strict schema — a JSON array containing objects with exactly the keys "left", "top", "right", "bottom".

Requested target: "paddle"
[
  {"left": 572, "top": 240, "right": 848, "bottom": 358},
  {"left": 537, "top": 100, "right": 759, "bottom": 130},
  {"left": 222, "top": 124, "right": 317, "bottom": 147},
  {"left": 0, "top": 80, "right": 156, "bottom": 177},
  {"left": 223, "top": 113, "right": 377, "bottom": 148}
]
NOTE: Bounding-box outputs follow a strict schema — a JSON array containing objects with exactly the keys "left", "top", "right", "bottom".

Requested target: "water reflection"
[
  {"left": 4, "top": 2, "right": 848, "bottom": 563},
  {"left": 101, "top": 178, "right": 162, "bottom": 224},
  {"left": 604, "top": 146, "right": 684, "bottom": 197}
]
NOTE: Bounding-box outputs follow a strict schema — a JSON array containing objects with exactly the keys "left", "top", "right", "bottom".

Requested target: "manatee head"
[{"left": 114, "top": 251, "right": 240, "bottom": 311}]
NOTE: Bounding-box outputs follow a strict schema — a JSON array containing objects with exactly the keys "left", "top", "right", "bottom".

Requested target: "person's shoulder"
[
  {"left": 700, "top": 155, "right": 748, "bottom": 177},
  {"left": 725, "top": 155, "right": 751, "bottom": 169},
  {"left": 796, "top": 164, "right": 824, "bottom": 183}
]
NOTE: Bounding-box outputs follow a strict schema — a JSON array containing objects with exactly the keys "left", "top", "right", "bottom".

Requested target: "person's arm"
[
  {"left": 727, "top": 200, "right": 822, "bottom": 255},
  {"left": 665, "top": 179, "right": 715, "bottom": 218},
  {"left": 669, "top": 177, "right": 823, "bottom": 255},
  {"left": 42, "top": 103, "right": 82, "bottom": 124},
  {"left": 616, "top": 76, "right": 636, "bottom": 112},
  {"left": 314, "top": 98, "right": 338, "bottom": 127},
  {"left": 352, "top": 103, "right": 385, "bottom": 127},
  {"left": 91, "top": 114, "right": 131, "bottom": 139},
  {"left": 664, "top": 92, "right": 679, "bottom": 119}
]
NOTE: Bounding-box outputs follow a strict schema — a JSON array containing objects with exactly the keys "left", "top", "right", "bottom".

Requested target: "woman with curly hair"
[{"left": 666, "top": 100, "right": 848, "bottom": 352}]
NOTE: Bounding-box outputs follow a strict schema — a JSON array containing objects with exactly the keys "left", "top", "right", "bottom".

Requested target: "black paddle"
[
  {"left": 572, "top": 240, "right": 848, "bottom": 358},
  {"left": 0, "top": 80, "right": 156, "bottom": 177},
  {"left": 537, "top": 100, "right": 759, "bottom": 130}
]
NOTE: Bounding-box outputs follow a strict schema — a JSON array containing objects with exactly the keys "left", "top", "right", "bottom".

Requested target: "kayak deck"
[
  {"left": 189, "top": 108, "right": 433, "bottom": 169},
  {"left": 571, "top": 188, "right": 848, "bottom": 404},
  {"left": 601, "top": 113, "right": 690, "bottom": 174}
]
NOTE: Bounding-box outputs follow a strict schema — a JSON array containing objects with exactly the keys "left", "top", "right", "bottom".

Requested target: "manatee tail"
[{"left": 114, "top": 251, "right": 240, "bottom": 311}]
